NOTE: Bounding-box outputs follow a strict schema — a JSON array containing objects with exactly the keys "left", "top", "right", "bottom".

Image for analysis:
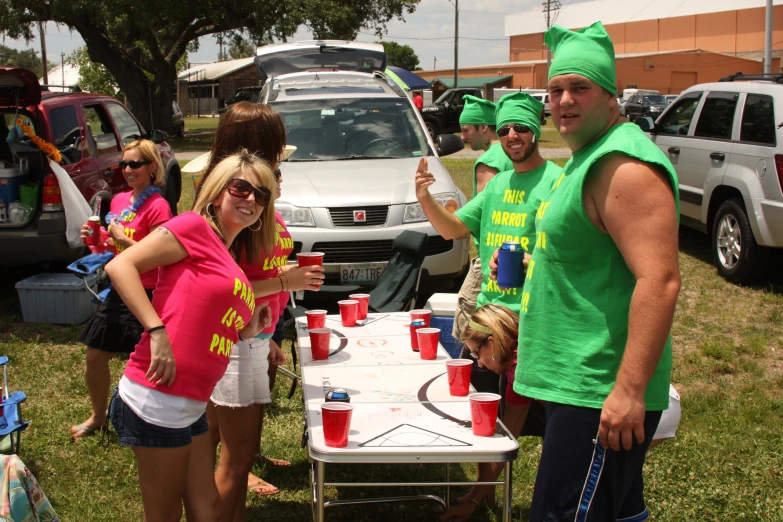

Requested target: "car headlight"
[
  {"left": 403, "top": 192, "right": 460, "bottom": 223},
  {"left": 650, "top": 106, "right": 661, "bottom": 112},
  {"left": 276, "top": 202, "right": 315, "bottom": 227}
]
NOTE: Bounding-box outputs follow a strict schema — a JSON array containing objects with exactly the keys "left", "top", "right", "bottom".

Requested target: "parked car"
[
  {"left": 171, "top": 101, "right": 185, "bottom": 137},
  {"left": 254, "top": 40, "right": 470, "bottom": 290},
  {"left": 664, "top": 94, "right": 678, "bottom": 105},
  {"left": 637, "top": 73, "right": 783, "bottom": 283},
  {"left": 624, "top": 93, "right": 669, "bottom": 121},
  {"left": 0, "top": 67, "right": 181, "bottom": 266},
  {"left": 218, "top": 86, "right": 264, "bottom": 114},
  {"left": 420, "top": 87, "right": 483, "bottom": 138},
  {"left": 530, "top": 92, "right": 551, "bottom": 116}
]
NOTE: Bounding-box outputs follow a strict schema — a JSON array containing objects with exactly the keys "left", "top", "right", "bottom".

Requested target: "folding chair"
[
  {"left": 0, "top": 356, "right": 30, "bottom": 455},
  {"left": 283, "top": 231, "right": 429, "bottom": 397}
]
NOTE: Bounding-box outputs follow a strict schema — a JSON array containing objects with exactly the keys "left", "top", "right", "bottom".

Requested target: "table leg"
[
  {"left": 316, "top": 460, "right": 325, "bottom": 522},
  {"left": 502, "top": 461, "right": 512, "bottom": 522},
  {"left": 445, "top": 463, "right": 451, "bottom": 509}
]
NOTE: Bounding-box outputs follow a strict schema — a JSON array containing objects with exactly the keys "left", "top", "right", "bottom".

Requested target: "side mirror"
[
  {"left": 148, "top": 129, "right": 168, "bottom": 144},
  {"left": 636, "top": 116, "right": 655, "bottom": 133},
  {"left": 436, "top": 133, "right": 464, "bottom": 157}
]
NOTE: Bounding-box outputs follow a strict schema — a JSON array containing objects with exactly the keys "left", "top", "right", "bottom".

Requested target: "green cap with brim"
[
  {"left": 495, "top": 92, "right": 543, "bottom": 138},
  {"left": 458, "top": 95, "right": 497, "bottom": 126},
  {"left": 546, "top": 21, "right": 617, "bottom": 95}
]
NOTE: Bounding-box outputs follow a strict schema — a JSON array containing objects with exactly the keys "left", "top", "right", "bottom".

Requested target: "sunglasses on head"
[
  {"left": 225, "top": 178, "right": 271, "bottom": 206},
  {"left": 119, "top": 160, "right": 151, "bottom": 169},
  {"left": 273, "top": 169, "right": 281, "bottom": 181},
  {"left": 498, "top": 124, "right": 532, "bottom": 137}
]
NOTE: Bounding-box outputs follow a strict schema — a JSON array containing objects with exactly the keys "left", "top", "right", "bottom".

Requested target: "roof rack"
[
  {"left": 719, "top": 72, "right": 783, "bottom": 84},
  {"left": 40, "top": 84, "right": 83, "bottom": 93}
]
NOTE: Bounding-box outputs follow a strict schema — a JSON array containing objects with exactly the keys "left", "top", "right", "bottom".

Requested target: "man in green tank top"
[
  {"left": 450, "top": 95, "right": 514, "bottom": 343},
  {"left": 491, "top": 22, "right": 681, "bottom": 521}
]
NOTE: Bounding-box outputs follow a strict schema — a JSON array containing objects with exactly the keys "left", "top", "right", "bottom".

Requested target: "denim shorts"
[{"left": 109, "top": 390, "right": 209, "bottom": 448}]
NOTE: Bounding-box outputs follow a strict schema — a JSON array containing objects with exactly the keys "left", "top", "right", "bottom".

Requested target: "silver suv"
[
  {"left": 254, "top": 41, "right": 469, "bottom": 290},
  {"left": 638, "top": 74, "right": 783, "bottom": 283}
]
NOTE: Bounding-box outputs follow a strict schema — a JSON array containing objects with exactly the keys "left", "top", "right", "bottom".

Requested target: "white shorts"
[
  {"left": 210, "top": 338, "right": 271, "bottom": 407},
  {"left": 653, "top": 384, "right": 681, "bottom": 440}
]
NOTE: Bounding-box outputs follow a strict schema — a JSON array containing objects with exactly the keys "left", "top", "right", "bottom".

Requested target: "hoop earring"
[
  {"left": 206, "top": 203, "right": 217, "bottom": 219},
  {"left": 249, "top": 219, "right": 262, "bottom": 232}
]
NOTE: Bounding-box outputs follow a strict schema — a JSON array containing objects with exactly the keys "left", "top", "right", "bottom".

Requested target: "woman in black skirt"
[{"left": 71, "top": 139, "right": 173, "bottom": 439}]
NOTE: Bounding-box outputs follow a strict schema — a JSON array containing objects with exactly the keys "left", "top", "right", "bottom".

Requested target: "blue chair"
[{"left": 0, "top": 356, "right": 29, "bottom": 455}]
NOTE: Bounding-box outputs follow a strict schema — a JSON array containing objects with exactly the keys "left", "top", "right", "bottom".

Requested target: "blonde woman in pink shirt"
[{"left": 106, "top": 152, "right": 275, "bottom": 522}]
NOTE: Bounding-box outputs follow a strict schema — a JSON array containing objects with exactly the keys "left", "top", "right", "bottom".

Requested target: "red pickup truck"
[{"left": 0, "top": 67, "right": 181, "bottom": 265}]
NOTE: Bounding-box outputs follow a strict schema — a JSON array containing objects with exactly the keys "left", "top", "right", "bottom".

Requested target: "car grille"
[
  {"left": 310, "top": 236, "right": 453, "bottom": 264},
  {"left": 328, "top": 206, "right": 389, "bottom": 227}
]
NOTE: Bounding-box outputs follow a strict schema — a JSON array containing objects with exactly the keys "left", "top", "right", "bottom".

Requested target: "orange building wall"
[
  {"left": 659, "top": 15, "right": 697, "bottom": 51},
  {"left": 695, "top": 11, "right": 738, "bottom": 53},
  {"left": 624, "top": 19, "right": 659, "bottom": 54},
  {"left": 510, "top": 34, "right": 545, "bottom": 62},
  {"left": 605, "top": 24, "right": 626, "bottom": 54}
]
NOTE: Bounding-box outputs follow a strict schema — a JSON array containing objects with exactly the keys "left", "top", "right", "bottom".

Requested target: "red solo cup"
[
  {"left": 305, "top": 309, "right": 327, "bottom": 329},
  {"left": 84, "top": 216, "right": 101, "bottom": 246},
  {"left": 338, "top": 300, "right": 359, "bottom": 327},
  {"left": 410, "top": 309, "right": 431, "bottom": 327},
  {"left": 416, "top": 328, "right": 440, "bottom": 360},
  {"left": 322, "top": 403, "right": 353, "bottom": 447},
  {"left": 446, "top": 360, "right": 473, "bottom": 396},
  {"left": 469, "top": 393, "right": 501, "bottom": 436},
  {"left": 308, "top": 328, "right": 331, "bottom": 360},
  {"left": 297, "top": 252, "right": 324, "bottom": 267},
  {"left": 349, "top": 294, "right": 370, "bottom": 320}
]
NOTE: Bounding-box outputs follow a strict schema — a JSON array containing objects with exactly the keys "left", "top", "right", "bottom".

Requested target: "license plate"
[{"left": 340, "top": 263, "right": 386, "bottom": 284}]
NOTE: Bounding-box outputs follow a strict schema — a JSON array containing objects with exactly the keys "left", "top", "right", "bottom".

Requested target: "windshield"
[
  {"left": 271, "top": 97, "right": 431, "bottom": 161},
  {"left": 434, "top": 91, "right": 452, "bottom": 105},
  {"left": 229, "top": 89, "right": 261, "bottom": 104},
  {"left": 644, "top": 95, "right": 666, "bottom": 105}
]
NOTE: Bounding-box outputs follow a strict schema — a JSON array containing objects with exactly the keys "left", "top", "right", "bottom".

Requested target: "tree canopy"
[
  {"left": 377, "top": 41, "right": 420, "bottom": 71},
  {"left": 0, "top": 0, "right": 419, "bottom": 131},
  {"left": 0, "top": 44, "right": 54, "bottom": 78}
]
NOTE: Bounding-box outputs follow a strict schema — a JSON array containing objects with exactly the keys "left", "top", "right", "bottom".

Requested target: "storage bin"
[
  {"left": 19, "top": 182, "right": 38, "bottom": 209},
  {"left": 0, "top": 165, "right": 28, "bottom": 205},
  {"left": 15, "top": 273, "right": 99, "bottom": 325},
  {"left": 430, "top": 316, "right": 463, "bottom": 359},
  {"left": 423, "top": 293, "right": 459, "bottom": 318}
]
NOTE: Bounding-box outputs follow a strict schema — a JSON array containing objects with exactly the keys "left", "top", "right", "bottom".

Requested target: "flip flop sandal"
[{"left": 71, "top": 424, "right": 103, "bottom": 440}]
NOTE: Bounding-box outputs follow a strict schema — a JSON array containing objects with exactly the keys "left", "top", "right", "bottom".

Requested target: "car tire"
[
  {"left": 425, "top": 120, "right": 440, "bottom": 139},
  {"left": 175, "top": 125, "right": 184, "bottom": 138},
  {"left": 163, "top": 173, "right": 180, "bottom": 216},
  {"left": 712, "top": 198, "right": 768, "bottom": 284}
]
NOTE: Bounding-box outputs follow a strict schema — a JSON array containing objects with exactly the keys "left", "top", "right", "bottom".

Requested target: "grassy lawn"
[
  {"left": 184, "top": 116, "right": 221, "bottom": 131},
  {"left": 0, "top": 159, "right": 781, "bottom": 520}
]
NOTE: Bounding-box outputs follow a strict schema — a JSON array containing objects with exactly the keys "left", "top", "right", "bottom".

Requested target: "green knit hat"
[
  {"left": 458, "top": 95, "right": 497, "bottom": 126},
  {"left": 546, "top": 21, "right": 617, "bottom": 95},
  {"left": 494, "top": 92, "right": 543, "bottom": 138}
]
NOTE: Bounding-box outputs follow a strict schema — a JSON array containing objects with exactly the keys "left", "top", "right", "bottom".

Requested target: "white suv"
[
  {"left": 638, "top": 74, "right": 783, "bottom": 283},
  {"left": 254, "top": 41, "right": 470, "bottom": 290}
]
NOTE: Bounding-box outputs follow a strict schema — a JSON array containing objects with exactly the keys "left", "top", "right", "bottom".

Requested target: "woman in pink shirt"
[
  {"left": 72, "top": 139, "right": 172, "bottom": 440},
  {"left": 106, "top": 152, "right": 275, "bottom": 522},
  {"left": 200, "top": 102, "right": 324, "bottom": 518}
]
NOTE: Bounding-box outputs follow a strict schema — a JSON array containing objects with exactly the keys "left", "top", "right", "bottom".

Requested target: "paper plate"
[{"left": 180, "top": 145, "right": 297, "bottom": 175}]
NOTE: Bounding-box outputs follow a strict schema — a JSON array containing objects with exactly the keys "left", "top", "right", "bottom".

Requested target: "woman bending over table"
[{"left": 106, "top": 152, "right": 274, "bottom": 522}]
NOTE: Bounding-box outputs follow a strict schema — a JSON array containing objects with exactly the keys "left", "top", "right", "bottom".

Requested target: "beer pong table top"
[{"left": 295, "top": 312, "right": 519, "bottom": 521}]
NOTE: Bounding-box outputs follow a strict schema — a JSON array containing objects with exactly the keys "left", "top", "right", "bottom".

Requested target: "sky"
[{"left": 0, "top": 0, "right": 590, "bottom": 71}]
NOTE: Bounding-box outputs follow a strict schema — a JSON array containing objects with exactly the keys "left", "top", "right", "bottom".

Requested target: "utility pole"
[
  {"left": 765, "top": 0, "right": 773, "bottom": 74},
  {"left": 38, "top": 22, "right": 48, "bottom": 84},
  {"left": 434, "top": 56, "right": 438, "bottom": 70},
  {"left": 60, "top": 52, "right": 65, "bottom": 87},
  {"left": 454, "top": 0, "right": 459, "bottom": 88},
  {"left": 543, "top": 0, "right": 562, "bottom": 71}
]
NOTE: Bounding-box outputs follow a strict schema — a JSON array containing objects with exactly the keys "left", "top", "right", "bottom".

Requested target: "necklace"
[{"left": 105, "top": 185, "right": 161, "bottom": 223}]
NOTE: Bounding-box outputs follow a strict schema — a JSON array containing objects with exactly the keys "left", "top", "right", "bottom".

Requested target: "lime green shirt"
[
  {"left": 455, "top": 161, "right": 563, "bottom": 315},
  {"left": 513, "top": 123, "right": 679, "bottom": 410},
  {"left": 472, "top": 142, "right": 514, "bottom": 198}
]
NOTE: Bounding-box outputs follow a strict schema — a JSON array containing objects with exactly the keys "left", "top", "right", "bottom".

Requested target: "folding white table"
[{"left": 295, "top": 312, "right": 519, "bottom": 521}]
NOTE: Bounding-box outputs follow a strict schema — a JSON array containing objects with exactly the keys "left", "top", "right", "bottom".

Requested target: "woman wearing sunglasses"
[
  {"left": 105, "top": 152, "right": 274, "bottom": 522},
  {"left": 199, "top": 101, "right": 323, "bottom": 518},
  {"left": 72, "top": 139, "right": 172, "bottom": 440}
]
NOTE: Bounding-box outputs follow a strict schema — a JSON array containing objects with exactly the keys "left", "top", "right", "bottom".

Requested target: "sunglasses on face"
[
  {"left": 273, "top": 169, "right": 281, "bottom": 181},
  {"left": 119, "top": 160, "right": 152, "bottom": 170},
  {"left": 498, "top": 124, "right": 532, "bottom": 137},
  {"left": 225, "top": 178, "right": 271, "bottom": 206}
]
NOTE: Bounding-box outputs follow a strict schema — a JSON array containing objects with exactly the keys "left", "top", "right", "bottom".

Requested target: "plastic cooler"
[
  {"left": 15, "top": 273, "right": 100, "bottom": 325},
  {"left": 423, "top": 293, "right": 463, "bottom": 359},
  {"left": 0, "top": 165, "right": 27, "bottom": 205}
]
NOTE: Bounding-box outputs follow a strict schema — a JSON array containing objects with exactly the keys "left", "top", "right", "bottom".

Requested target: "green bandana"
[
  {"left": 495, "top": 92, "right": 543, "bottom": 138},
  {"left": 546, "top": 21, "right": 617, "bottom": 95},
  {"left": 458, "top": 95, "right": 497, "bottom": 126}
]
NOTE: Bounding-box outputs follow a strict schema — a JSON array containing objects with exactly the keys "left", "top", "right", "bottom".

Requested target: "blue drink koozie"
[{"left": 497, "top": 241, "right": 525, "bottom": 288}]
